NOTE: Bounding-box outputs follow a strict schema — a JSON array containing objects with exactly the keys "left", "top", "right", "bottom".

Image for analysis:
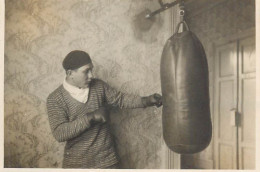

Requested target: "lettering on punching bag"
[{"left": 160, "top": 21, "right": 212, "bottom": 154}]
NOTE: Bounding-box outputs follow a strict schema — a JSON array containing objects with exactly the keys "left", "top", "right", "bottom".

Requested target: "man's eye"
[{"left": 85, "top": 70, "right": 91, "bottom": 74}]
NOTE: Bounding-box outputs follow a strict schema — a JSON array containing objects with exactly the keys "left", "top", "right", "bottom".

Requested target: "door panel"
[
  {"left": 214, "top": 42, "right": 237, "bottom": 169},
  {"left": 238, "top": 37, "right": 255, "bottom": 169},
  {"left": 219, "top": 144, "right": 233, "bottom": 169},
  {"left": 241, "top": 79, "right": 255, "bottom": 142},
  {"left": 219, "top": 49, "right": 235, "bottom": 77},
  {"left": 219, "top": 81, "right": 235, "bottom": 141},
  {"left": 241, "top": 148, "right": 255, "bottom": 169},
  {"left": 241, "top": 41, "right": 256, "bottom": 73}
]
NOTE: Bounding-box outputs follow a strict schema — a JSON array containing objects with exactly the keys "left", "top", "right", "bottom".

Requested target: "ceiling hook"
[
  {"left": 179, "top": 0, "right": 185, "bottom": 21},
  {"left": 145, "top": 0, "right": 183, "bottom": 19}
]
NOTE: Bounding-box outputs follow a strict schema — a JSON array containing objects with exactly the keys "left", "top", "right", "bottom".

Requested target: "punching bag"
[{"left": 160, "top": 21, "right": 212, "bottom": 154}]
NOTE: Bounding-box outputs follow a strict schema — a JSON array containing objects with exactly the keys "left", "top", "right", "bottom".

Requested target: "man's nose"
[{"left": 88, "top": 71, "right": 93, "bottom": 79}]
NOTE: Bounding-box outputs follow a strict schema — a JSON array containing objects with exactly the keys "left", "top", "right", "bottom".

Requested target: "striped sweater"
[{"left": 46, "top": 79, "right": 146, "bottom": 168}]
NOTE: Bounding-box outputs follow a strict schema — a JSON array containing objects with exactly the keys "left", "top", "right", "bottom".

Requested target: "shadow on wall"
[{"left": 132, "top": 9, "right": 164, "bottom": 43}]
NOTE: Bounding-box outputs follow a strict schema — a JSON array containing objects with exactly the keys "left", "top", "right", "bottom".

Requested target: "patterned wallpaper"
[{"left": 4, "top": 0, "right": 173, "bottom": 168}]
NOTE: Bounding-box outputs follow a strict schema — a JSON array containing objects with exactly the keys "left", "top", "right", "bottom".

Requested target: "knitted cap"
[{"left": 63, "top": 50, "right": 92, "bottom": 70}]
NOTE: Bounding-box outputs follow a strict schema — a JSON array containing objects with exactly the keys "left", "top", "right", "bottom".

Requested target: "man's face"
[{"left": 69, "top": 63, "right": 94, "bottom": 88}]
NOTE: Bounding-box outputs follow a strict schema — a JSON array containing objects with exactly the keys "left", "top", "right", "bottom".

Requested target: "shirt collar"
[{"left": 63, "top": 78, "right": 88, "bottom": 94}]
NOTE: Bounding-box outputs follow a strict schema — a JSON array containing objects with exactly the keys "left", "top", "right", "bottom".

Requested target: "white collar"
[
  {"left": 63, "top": 78, "right": 85, "bottom": 93},
  {"left": 63, "top": 78, "right": 90, "bottom": 103}
]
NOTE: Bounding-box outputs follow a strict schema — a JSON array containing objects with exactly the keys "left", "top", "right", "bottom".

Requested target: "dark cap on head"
[{"left": 63, "top": 50, "right": 92, "bottom": 70}]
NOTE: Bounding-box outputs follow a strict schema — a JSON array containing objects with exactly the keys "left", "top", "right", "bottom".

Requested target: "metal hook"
[
  {"left": 145, "top": 0, "right": 182, "bottom": 19},
  {"left": 179, "top": 0, "right": 185, "bottom": 21}
]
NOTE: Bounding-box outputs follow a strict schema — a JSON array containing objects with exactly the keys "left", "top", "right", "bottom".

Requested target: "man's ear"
[{"left": 66, "top": 70, "right": 72, "bottom": 76}]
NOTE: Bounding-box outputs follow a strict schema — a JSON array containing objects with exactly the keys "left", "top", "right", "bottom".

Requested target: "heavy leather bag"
[{"left": 160, "top": 21, "right": 212, "bottom": 154}]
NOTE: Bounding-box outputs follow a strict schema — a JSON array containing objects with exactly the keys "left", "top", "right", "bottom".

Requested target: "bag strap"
[{"left": 175, "top": 21, "right": 190, "bottom": 33}]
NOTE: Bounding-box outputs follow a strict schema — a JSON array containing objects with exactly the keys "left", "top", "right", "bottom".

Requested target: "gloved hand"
[
  {"left": 88, "top": 107, "right": 107, "bottom": 123},
  {"left": 142, "top": 93, "right": 163, "bottom": 107}
]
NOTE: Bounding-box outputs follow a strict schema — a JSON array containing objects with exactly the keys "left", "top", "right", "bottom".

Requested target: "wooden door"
[
  {"left": 237, "top": 37, "right": 255, "bottom": 169},
  {"left": 214, "top": 37, "right": 255, "bottom": 169},
  {"left": 214, "top": 42, "right": 238, "bottom": 169}
]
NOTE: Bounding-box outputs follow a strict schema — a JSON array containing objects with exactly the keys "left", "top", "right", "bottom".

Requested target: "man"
[{"left": 46, "top": 50, "right": 162, "bottom": 169}]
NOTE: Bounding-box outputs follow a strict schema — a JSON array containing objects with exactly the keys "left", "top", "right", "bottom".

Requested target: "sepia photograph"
[{"left": 2, "top": 0, "right": 259, "bottom": 170}]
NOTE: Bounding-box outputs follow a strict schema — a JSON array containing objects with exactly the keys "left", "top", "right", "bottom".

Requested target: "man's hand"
[
  {"left": 143, "top": 93, "right": 163, "bottom": 107},
  {"left": 88, "top": 107, "right": 107, "bottom": 123}
]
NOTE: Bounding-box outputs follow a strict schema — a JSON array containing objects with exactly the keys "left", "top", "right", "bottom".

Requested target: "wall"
[
  {"left": 4, "top": 0, "right": 173, "bottom": 168},
  {"left": 181, "top": 0, "right": 255, "bottom": 169}
]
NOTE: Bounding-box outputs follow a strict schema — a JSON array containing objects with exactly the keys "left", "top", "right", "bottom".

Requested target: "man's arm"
[
  {"left": 102, "top": 81, "right": 162, "bottom": 109},
  {"left": 46, "top": 96, "right": 106, "bottom": 142}
]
